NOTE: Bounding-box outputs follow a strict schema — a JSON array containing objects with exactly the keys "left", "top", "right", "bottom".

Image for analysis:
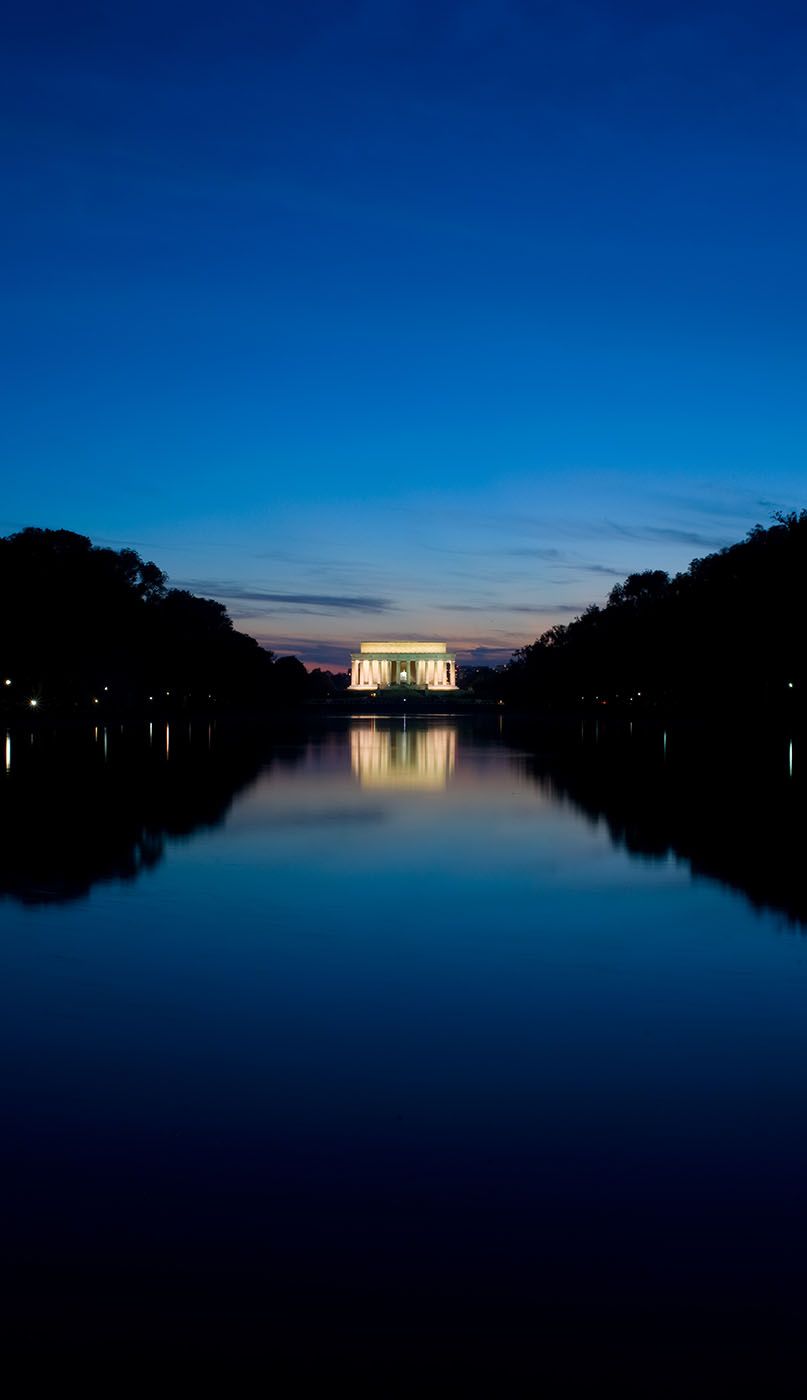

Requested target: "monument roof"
[{"left": 359, "top": 640, "right": 447, "bottom": 653}]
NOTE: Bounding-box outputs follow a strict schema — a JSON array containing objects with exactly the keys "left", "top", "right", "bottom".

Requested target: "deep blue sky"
[{"left": 3, "top": 1, "right": 806, "bottom": 666}]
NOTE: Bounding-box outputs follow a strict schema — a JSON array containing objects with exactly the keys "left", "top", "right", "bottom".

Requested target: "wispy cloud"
[
  {"left": 645, "top": 489, "right": 792, "bottom": 522},
  {"left": 250, "top": 634, "right": 353, "bottom": 668},
  {"left": 441, "top": 601, "right": 584, "bottom": 614},
  {"left": 418, "top": 507, "right": 737, "bottom": 554},
  {"left": 601, "top": 522, "right": 732, "bottom": 549},
  {"left": 457, "top": 645, "right": 516, "bottom": 666},
  {"left": 504, "top": 547, "right": 566, "bottom": 561},
  {"left": 175, "top": 580, "right": 395, "bottom": 612},
  {"left": 506, "top": 548, "right": 625, "bottom": 576}
]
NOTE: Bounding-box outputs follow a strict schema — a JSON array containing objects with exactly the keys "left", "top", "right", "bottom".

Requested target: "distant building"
[{"left": 349, "top": 641, "right": 457, "bottom": 690}]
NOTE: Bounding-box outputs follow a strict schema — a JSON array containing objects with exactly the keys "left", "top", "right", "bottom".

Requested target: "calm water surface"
[{"left": 3, "top": 715, "right": 807, "bottom": 1379}]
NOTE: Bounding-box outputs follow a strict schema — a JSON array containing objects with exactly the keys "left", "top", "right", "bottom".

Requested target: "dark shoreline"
[{"left": 3, "top": 695, "right": 805, "bottom": 736}]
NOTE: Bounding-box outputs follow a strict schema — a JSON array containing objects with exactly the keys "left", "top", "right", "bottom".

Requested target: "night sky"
[{"left": 3, "top": 1, "right": 806, "bottom": 667}]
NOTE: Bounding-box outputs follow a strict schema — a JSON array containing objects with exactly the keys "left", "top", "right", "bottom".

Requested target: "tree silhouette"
[
  {"left": 0, "top": 527, "right": 324, "bottom": 709},
  {"left": 506, "top": 513, "right": 807, "bottom": 711}
]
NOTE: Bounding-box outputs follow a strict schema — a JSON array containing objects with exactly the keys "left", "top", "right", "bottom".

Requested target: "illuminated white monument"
[{"left": 349, "top": 641, "right": 457, "bottom": 690}]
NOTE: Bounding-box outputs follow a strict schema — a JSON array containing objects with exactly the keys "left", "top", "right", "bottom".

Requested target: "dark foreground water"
[{"left": 3, "top": 714, "right": 807, "bottom": 1385}]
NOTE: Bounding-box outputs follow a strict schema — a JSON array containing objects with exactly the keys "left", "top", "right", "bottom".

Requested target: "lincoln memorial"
[{"left": 349, "top": 641, "right": 458, "bottom": 690}]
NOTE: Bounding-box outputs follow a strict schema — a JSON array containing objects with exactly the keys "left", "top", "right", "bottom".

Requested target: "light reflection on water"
[
  {"left": 1, "top": 714, "right": 807, "bottom": 1375},
  {"left": 350, "top": 719, "right": 456, "bottom": 789}
]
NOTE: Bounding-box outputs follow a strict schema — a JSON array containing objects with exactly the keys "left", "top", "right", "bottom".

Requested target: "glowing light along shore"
[{"left": 349, "top": 641, "right": 457, "bottom": 691}]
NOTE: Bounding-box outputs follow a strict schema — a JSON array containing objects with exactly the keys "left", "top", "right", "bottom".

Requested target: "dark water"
[{"left": 3, "top": 715, "right": 807, "bottom": 1383}]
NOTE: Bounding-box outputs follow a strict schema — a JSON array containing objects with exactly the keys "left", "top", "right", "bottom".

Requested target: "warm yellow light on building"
[{"left": 349, "top": 641, "right": 458, "bottom": 691}]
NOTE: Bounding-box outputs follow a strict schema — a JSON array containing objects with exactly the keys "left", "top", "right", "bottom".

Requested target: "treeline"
[
  {"left": 468, "top": 512, "right": 807, "bottom": 711},
  {"left": 0, "top": 528, "right": 343, "bottom": 711},
  {"left": 9, "top": 516, "right": 804, "bottom": 716}
]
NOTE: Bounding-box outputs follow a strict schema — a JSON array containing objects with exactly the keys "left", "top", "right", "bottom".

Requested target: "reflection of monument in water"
[
  {"left": 349, "top": 641, "right": 457, "bottom": 690},
  {"left": 351, "top": 722, "right": 456, "bottom": 790}
]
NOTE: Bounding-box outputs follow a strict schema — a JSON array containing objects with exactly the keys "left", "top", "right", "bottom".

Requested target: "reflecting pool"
[{"left": 3, "top": 715, "right": 807, "bottom": 1380}]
